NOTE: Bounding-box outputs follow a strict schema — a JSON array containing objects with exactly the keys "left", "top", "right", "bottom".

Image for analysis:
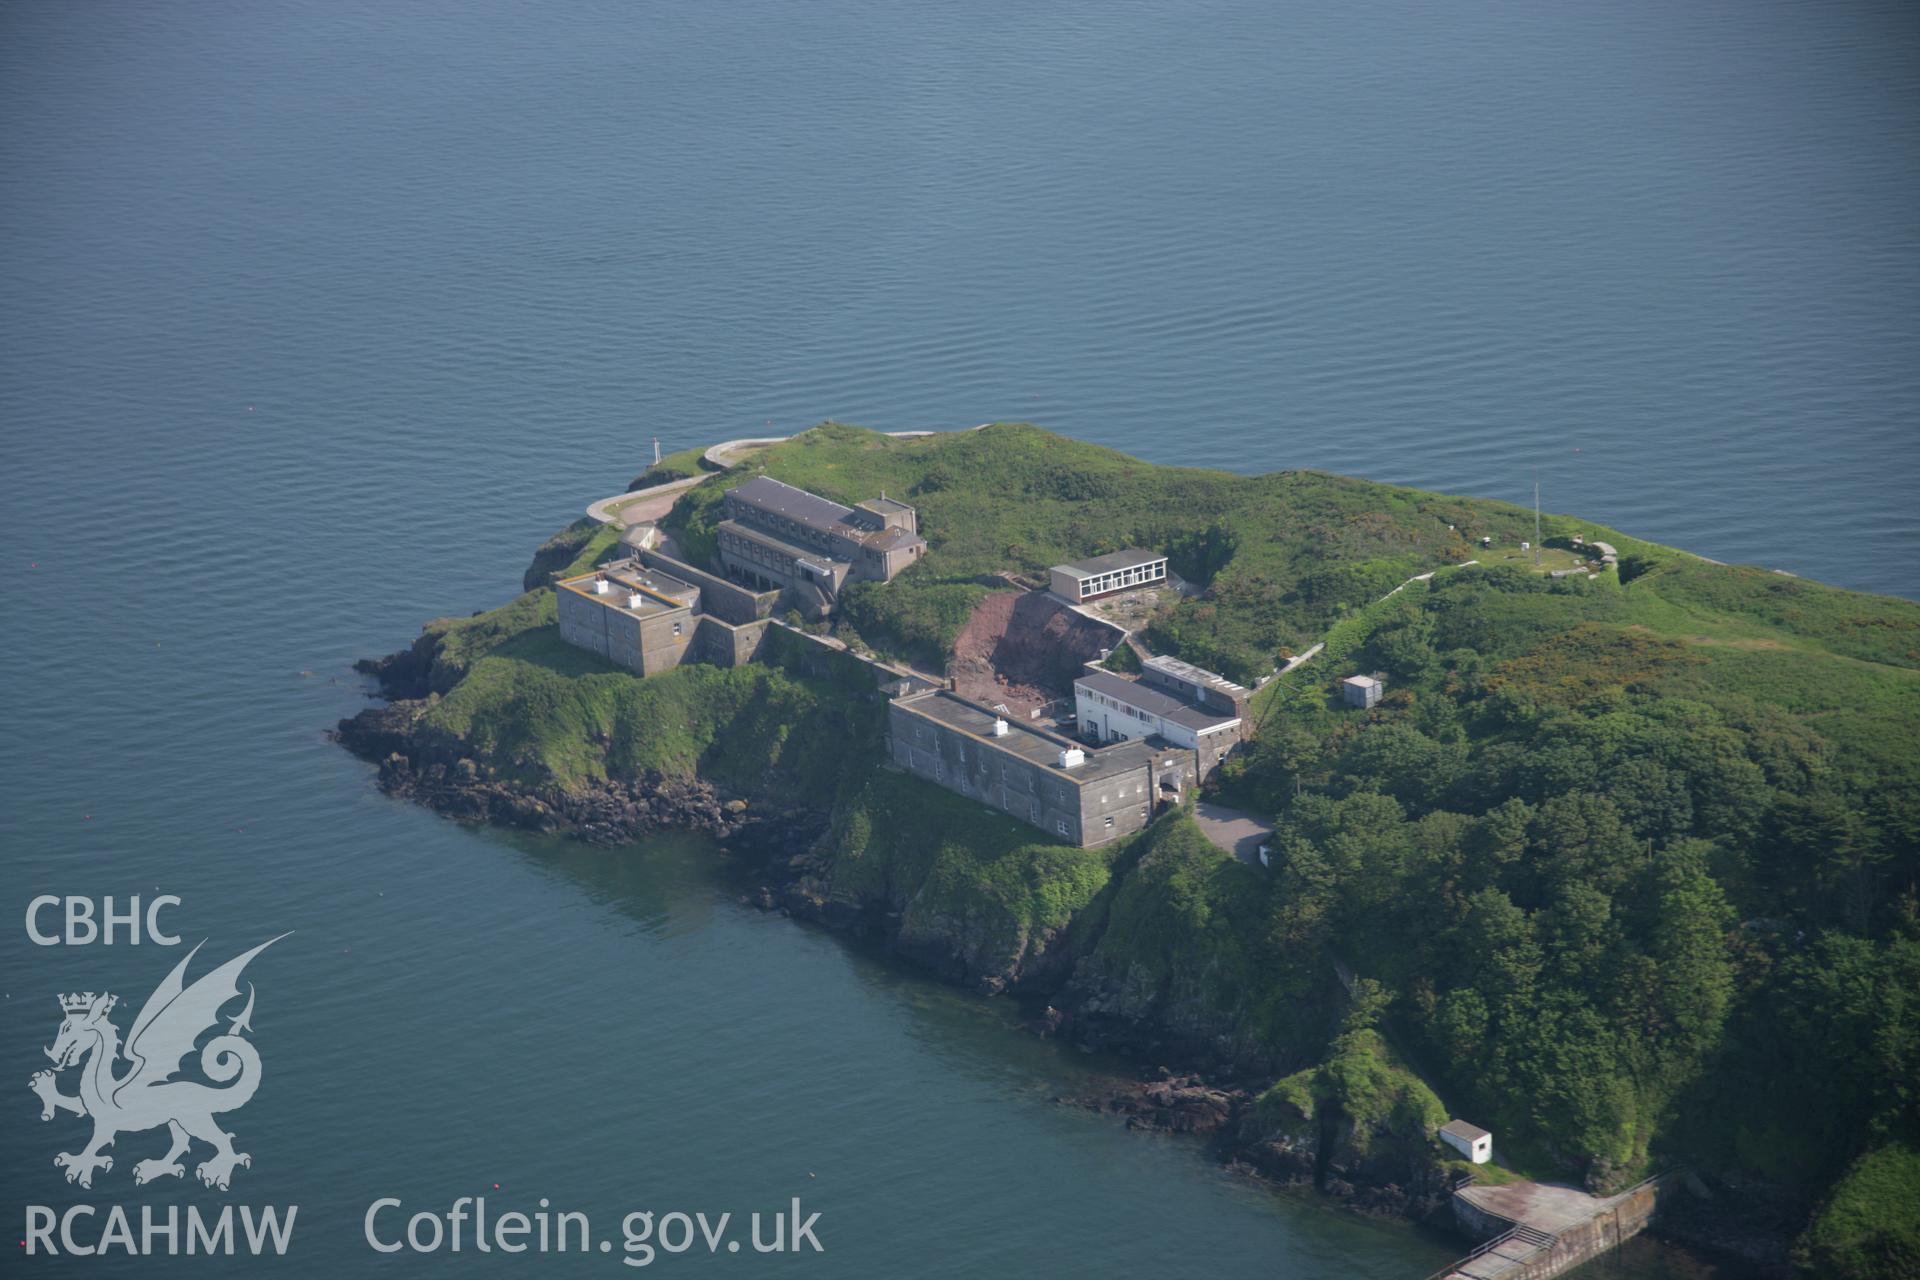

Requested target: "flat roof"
[
  {"left": 1142, "top": 653, "right": 1250, "bottom": 697},
  {"left": 559, "top": 562, "right": 699, "bottom": 617},
  {"left": 1075, "top": 669, "right": 1241, "bottom": 734},
  {"left": 895, "top": 690, "right": 1154, "bottom": 785},
  {"left": 1052, "top": 548, "right": 1167, "bottom": 579},
  {"left": 1342, "top": 674, "right": 1381, "bottom": 689},
  {"left": 860, "top": 496, "right": 915, "bottom": 515},
  {"left": 867, "top": 525, "right": 924, "bottom": 551},
  {"left": 1441, "top": 1119, "right": 1491, "bottom": 1142}
]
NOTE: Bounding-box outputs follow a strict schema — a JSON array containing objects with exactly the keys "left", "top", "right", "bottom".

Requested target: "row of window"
[{"left": 1074, "top": 562, "right": 1167, "bottom": 597}]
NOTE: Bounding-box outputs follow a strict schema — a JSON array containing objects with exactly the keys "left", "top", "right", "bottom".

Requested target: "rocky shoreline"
[
  {"left": 332, "top": 669, "right": 827, "bottom": 859},
  {"left": 334, "top": 640, "right": 1793, "bottom": 1270},
  {"left": 335, "top": 640, "right": 1453, "bottom": 1228},
  {"left": 1057, "top": 1068, "right": 1455, "bottom": 1222}
]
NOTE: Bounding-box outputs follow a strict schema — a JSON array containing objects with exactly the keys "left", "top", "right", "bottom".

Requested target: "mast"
[{"left": 1533, "top": 474, "right": 1542, "bottom": 566}]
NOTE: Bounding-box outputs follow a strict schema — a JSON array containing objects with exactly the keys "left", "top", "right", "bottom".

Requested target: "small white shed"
[
  {"left": 1439, "top": 1119, "right": 1493, "bottom": 1164},
  {"left": 1341, "top": 675, "right": 1382, "bottom": 709}
]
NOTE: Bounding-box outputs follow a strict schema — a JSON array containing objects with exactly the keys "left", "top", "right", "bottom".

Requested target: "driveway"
[{"left": 1194, "top": 801, "right": 1273, "bottom": 867}]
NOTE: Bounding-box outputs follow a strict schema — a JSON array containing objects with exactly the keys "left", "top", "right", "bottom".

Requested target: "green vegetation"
[
  {"left": 1797, "top": 1142, "right": 1920, "bottom": 1278},
  {"left": 392, "top": 424, "right": 1918, "bottom": 1273},
  {"left": 1222, "top": 556, "right": 1920, "bottom": 1228},
  {"left": 1067, "top": 813, "right": 1329, "bottom": 1060},
  {"left": 664, "top": 421, "right": 1656, "bottom": 683},
  {"left": 520, "top": 519, "right": 624, "bottom": 592},
  {"left": 817, "top": 770, "right": 1119, "bottom": 981},
  {"left": 837, "top": 577, "right": 995, "bottom": 670},
  {"left": 627, "top": 444, "right": 713, "bottom": 490},
  {"left": 422, "top": 626, "right": 866, "bottom": 796},
  {"left": 1255, "top": 1025, "right": 1449, "bottom": 1161}
]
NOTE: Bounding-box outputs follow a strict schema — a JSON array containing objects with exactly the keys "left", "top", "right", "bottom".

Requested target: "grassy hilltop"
[
  {"left": 668, "top": 421, "right": 1667, "bottom": 678},
  {"left": 378, "top": 423, "right": 1919, "bottom": 1276}
]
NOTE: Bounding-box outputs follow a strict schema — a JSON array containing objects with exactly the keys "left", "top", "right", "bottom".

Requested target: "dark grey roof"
[
  {"left": 728, "top": 476, "right": 857, "bottom": 535},
  {"left": 894, "top": 691, "right": 1154, "bottom": 785},
  {"left": 1075, "top": 669, "right": 1240, "bottom": 733},
  {"left": 862, "top": 497, "right": 915, "bottom": 515},
  {"left": 1053, "top": 548, "right": 1167, "bottom": 579},
  {"left": 1441, "top": 1119, "right": 1491, "bottom": 1142},
  {"left": 868, "top": 526, "right": 924, "bottom": 551}
]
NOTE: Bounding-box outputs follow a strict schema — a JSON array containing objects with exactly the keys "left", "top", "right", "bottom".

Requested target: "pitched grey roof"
[
  {"left": 728, "top": 475, "right": 857, "bottom": 535},
  {"left": 1075, "top": 669, "right": 1240, "bottom": 733}
]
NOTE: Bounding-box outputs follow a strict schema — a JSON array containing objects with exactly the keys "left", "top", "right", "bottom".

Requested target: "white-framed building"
[
  {"left": 1439, "top": 1119, "right": 1493, "bottom": 1164},
  {"left": 1049, "top": 550, "right": 1168, "bottom": 603},
  {"left": 1073, "top": 668, "right": 1244, "bottom": 775}
]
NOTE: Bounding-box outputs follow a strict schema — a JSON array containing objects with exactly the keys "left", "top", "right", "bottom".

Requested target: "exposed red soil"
[{"left": 948, "top": 590, "right": 1122, "bottom": 717}]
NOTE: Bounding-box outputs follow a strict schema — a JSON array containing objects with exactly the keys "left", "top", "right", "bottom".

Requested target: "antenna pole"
[
  {"left": 1533, "top": 473, "right": 1542, "bottom": 566},
  {"left": 653, "top": 437, "right": 662, "bottom": 466}
]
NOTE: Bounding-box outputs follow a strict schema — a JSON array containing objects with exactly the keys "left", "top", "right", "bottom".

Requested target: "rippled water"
[{"left": 3, "top": 1, "right": 1912, "bottom": 1275}]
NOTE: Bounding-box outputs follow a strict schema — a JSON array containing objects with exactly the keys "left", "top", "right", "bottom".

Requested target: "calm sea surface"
[{"left": 4, "top": 2, "right": 1913, "bottom": 1275}]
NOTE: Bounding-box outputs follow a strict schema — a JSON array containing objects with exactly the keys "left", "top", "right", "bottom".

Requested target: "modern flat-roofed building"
[
  {"left": 889, "top": 689, "right": 1193, "bottom": 847},
  {"left": 556, "top": 562, "right": 703, "bottom": 676},
  {"left": 1048, "top": 549, "right": 1168, "bottom": 603},
  {"left": 1073, "top": 667, "right": 1245, "bottom": 776},
  {"left": 717, "top": 476, "right": 926, "bottom": 616}
]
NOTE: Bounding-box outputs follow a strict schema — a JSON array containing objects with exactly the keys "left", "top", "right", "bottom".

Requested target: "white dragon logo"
[{"left": 28, "top": 936, "right": 286, "bottom": 1191}]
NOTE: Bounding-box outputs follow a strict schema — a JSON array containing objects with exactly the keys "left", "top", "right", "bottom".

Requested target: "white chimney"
[
  {"left": 593, "top": 578, "right": 609, "bottom": 595},
  {"left": 991, "top": 718, "right": 1010, "bottom": 737},
  {"left": 1057, "top": 747, "right": 1085, "bottom": 769},
  {"left": 627, "top": 591, "right": 647, "bottom": 609}
]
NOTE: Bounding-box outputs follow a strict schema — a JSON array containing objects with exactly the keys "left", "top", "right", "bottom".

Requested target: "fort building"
[
  {"left": 1048, "top": 549, "right": 1168, "bottom": 603},
  {"left": 1138, "top": 653, "right": 1251, "bottom": 718},
  {"left": 1073, "top": 667, "right": 1245, "bottom": 777},
  {"left": 556, "top": 560, "right": 773, "bottom": 676},
  {"left": 888, "top": 689, "right": 1195, "bottom": 848},
  {"left": 717, "top": 476, "right": 926, "bottom": 617}
]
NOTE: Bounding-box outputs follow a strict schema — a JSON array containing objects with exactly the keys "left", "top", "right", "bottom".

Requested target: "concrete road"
[
  {"left": 1195, "top": 801, "right": 1273, "bottom": 867},
  {"left": 584, "top": 473, "right": 706, "bottom": 526}
]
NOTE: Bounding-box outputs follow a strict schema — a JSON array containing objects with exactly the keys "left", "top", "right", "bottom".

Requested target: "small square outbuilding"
[
  {"left": 1341, "top": 675, "right": 1383, "bottom": 708},
  {"left": 1439, "top": 1119, "right": 1493, "bottom": 1164}
]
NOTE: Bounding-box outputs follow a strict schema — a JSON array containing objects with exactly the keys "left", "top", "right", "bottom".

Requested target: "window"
[
  {"left": 1104, "top": 816, "right": 1115, "bottom": 829},
  {"left": 1056, "top": 819, "right": 1070, "bottom": 836},
  {"left": 935, "top": 759, "right": 945, "bottom": 780},
  {"left": 1030, "top": 799, "right": 1040, "bottom": 820},
  {"left": 671, "top": 622, "right": 682, "bottom": 637}
]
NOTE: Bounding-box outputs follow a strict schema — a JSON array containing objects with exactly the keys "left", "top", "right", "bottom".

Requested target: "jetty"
[{"left": 1428, "top": 1172, "right": 1681, "bottom": 1280}]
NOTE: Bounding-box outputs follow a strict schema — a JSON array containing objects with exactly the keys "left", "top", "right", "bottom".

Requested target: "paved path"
[
  {"left": 702, "top": 424, "right": 984, "bottom": 471},
  {"left": 1194, "top": 801, "right": 1273, "bottom": 866},
  {"left": 590, "top": 424, "right": 990, "bottom": 527},
  {"left": 585, "top": 473, "right": 707, "bottom": 526}
]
